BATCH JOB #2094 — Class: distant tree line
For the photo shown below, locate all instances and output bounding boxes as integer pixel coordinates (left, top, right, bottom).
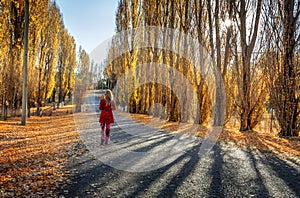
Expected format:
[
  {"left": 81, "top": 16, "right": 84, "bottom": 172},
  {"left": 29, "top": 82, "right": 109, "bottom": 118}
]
[{"left": 106, "top": 0, "right": 300, "bottom": 137}]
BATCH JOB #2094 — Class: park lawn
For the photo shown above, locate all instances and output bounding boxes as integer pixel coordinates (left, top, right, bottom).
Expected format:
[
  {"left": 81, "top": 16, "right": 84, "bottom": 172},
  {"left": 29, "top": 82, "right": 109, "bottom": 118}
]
[{"left": 0, "top": 105, "right": 79, "bottom": 197}]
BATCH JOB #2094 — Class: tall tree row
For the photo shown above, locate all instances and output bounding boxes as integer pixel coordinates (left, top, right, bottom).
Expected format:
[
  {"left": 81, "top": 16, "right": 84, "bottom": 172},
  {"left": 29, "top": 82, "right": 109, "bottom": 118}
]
[
  {"left": 0, "top": 0, "right": 77, "bottom": 119},
  {"left": 108, "top": 0, "right": 300, "bottom": 136},
  {"left": 57, "top": 22, "right": 77, "bottom": 107},
  {"left": 108, "top": 0, "right": 233, "bottom": 124},
  {"left": 109, "top": 0, "right": 213, "bottom": 124},
  {"left": 0, "top": 0, "right": 25, "bottom": 119}
]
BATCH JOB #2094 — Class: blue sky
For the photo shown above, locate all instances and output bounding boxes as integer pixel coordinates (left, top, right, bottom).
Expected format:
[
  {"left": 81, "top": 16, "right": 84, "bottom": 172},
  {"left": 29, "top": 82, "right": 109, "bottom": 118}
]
[{"left": 55, "top": 0, "right": 119, "bottom": 54}]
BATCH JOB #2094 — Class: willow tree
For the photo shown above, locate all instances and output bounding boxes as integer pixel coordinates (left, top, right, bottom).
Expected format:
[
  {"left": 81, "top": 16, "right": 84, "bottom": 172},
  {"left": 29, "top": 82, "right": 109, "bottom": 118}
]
[
  {"left": 205, "top": 0, "right": 237, "bottom": 125},
  {"left": 57, "top": 21, "right": 77, "bottom": 106},
  {"left": 1, "top": 0, "right": 25, "bottom": 119},
  {"left": 66, "top": 36, "right": 76, "bottom": 100},
  {"left": 74, "top": 47, "right": 90, "bottom": 112},
  {"left": 231, "top": 0, "right": 267, "bottom": 131},
  {"left": 0, "top": 0, "right": 11, "bottom": 119},
  {"left": 34, "top": 1, "right": 61, "bottom": 114},
  {"left": 45, "top": 3, "right": 61, "bottom": 101},
  {"left": 265, "top": 0, "right": 300, "bottom": 137}
]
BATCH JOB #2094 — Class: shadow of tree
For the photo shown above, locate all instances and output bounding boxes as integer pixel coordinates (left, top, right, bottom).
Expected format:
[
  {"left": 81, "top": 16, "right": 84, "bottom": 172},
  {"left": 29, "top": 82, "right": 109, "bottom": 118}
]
[
  {"left": 58, "top": 108, "right": 300, "bottom": 197},
  {"left": 128, "top": 143, "right": 202, "bottom": 198},
  {"left": 57, "top": 137, "right": 299, "bottom": 198},
  {"left": 208, "top": 145, "right": 225, "bottom": 197},
  {"left": 264, "top": 156, "right": 300, "bottom": 196}
]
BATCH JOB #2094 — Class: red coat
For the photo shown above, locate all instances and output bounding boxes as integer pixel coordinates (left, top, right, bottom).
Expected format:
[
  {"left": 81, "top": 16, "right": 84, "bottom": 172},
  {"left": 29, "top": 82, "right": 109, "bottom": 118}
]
[{"left": 99, "top": 98, "right": 115, "bottom": 124}]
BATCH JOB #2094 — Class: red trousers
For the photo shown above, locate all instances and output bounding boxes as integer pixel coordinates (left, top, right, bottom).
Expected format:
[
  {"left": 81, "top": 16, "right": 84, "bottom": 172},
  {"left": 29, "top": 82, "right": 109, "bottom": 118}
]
[{"left": 100, "top": 123, "right": 110, "bottom": 142}]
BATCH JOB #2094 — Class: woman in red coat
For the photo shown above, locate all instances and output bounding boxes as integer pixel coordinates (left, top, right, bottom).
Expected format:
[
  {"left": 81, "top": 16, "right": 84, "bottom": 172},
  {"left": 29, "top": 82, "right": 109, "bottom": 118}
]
[{"left": 99, "top": 90, "right": 116, "bottom": 145}]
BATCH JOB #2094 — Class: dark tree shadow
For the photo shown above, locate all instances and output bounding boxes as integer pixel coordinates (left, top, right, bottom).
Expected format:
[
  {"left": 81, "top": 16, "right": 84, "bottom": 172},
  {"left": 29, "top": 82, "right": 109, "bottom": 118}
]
[
  {"left": 127, "top": 143, "right": 202, "bottom": 198},
  {"left": 249, "top": 135, "right": 300, "bottom": 196},
  {"left": 58, "top": 102, "right": 300, "bottom": 197},
  {"left": 245, "top": 150, "right": 270, "bottom": 197},
  {"left": 259, "top": 154, "right": 300, "bottom": 196},
  {"left": 56, "top": 143, "right": 118, "bottom": 198},
  {"left": 208, "top": 144, "right": 225, "bottom": 198}
]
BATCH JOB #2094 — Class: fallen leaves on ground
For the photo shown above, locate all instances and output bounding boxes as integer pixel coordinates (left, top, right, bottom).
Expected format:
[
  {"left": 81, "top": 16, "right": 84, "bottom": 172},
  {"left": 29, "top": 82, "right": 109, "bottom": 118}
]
[
  {"left": 0, "top": 105, "right": 79, "bottom": 197},
  {"left": 129, "top": 112, "right": 300, "bottom": 162},
  {"left": 219, "top": 129, "right": 300, "bottom": 161}
]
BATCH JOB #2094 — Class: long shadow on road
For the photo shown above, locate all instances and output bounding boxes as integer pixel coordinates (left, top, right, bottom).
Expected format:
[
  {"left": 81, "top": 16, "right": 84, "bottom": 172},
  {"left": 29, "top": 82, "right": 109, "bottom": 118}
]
[
  {"left": 57, "top": 144, "right": 300, "bottom": 198},
  {"left": 58, "top": 110, "right": 300, "bottom": 197},
  {"left": 261, "top": 154, "right": 300, "bottom": 195},
  {"left": 57, "top": 140, "right": 299, "bottom": 197},
  {"left": 128, "top": 143, "right": 202, "bottom": 198}
]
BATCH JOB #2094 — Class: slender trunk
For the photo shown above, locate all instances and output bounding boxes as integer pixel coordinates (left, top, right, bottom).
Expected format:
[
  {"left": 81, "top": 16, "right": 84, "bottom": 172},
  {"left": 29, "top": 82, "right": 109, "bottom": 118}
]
[
  {"left": 207, "top": 0, "right": 224, "bottom": 126},
  {"left": 27, "top": 105, "right": 30, "bottom": 118},
  {"left": 167, "top": 0, "right": 178, "bottom": 122},
  {"left": 239, "top": 0, "right": 262, "bottom": 131},
  {"left": 3, "top": 95, "right": 8, "bottom": 121},
  {"left": 222, "top": 0, "right": 233, "bottom": 77},
  {"left": 215, "top": 0, "right": 221, "bottom": 72},
  {"left": 240, "top": 54, "right": 251, "bottom": 131},
  {"left": 37, "top": 67, "right": 42, "bottom": 115},
  {"left": 58, "top": 61, "right": 63, "bottom": 108}
]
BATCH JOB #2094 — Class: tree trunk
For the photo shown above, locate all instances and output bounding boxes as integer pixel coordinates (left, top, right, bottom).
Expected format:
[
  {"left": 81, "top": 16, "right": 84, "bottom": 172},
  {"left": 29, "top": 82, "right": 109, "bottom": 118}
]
[
  {"left": 276, "top": 0, "right": 299, "bottom": 136},
  {"left": 167, "top": 0, "right": 178, "bottom": 122},
  {"left": 21, "top": 0, "right": 29, "bottom": 125},
  {"left": 27, "top": 104, "right": 30, "bottom": 118},
  {"left": 240, "top": 54, "right": 252, "bottom": 131},
  {"left": 3, "top": 96, "right": 8, "bottom": 121},
  {"left": 238, "top": 0, "right": 262, "bottom": 131},
  {"left": 37, "top": 67, "right": 42, "bottom": 115}
]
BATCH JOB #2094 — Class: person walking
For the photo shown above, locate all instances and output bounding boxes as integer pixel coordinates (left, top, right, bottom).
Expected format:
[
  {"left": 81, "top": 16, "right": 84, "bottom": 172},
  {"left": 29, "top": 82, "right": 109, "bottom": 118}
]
[{"left": 99, "top": 90, "right": 117, "bottom": 145}]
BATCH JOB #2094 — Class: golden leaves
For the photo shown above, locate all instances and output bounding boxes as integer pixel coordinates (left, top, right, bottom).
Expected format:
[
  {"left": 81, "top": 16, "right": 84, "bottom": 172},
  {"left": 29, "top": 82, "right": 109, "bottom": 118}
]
[{"left": 0, "top": 106, "right": 79, "bottom": 197}]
